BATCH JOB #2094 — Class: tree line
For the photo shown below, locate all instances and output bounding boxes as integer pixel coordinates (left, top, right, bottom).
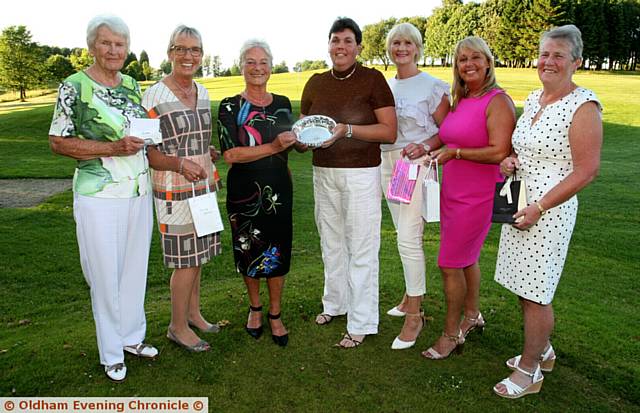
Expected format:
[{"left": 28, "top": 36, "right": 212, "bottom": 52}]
[
  {"left": 360, "top": 0, "right": 640, "bottom": 71},
  {"left": 1, "top": 0, "right": 639, "bottom": 101}
]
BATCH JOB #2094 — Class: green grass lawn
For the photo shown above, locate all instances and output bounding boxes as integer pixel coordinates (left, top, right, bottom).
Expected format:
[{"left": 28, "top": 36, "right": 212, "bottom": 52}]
[{"left": 0, "top": 69, "right": 639, "bottom": 412}]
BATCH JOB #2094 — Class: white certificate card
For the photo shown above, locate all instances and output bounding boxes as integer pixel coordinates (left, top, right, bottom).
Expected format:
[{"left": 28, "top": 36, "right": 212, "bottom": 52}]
[{"left": 130, "top": 118, "right": 162, "bottom": 144}]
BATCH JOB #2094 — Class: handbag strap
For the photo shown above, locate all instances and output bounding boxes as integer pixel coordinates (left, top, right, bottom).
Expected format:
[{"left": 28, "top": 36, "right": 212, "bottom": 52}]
[
  {"left": 424, "top": 159, "right": 439, "bottom": 183},
  {"left": 499, "top": 176, "right": 515, "bottom": 203}
]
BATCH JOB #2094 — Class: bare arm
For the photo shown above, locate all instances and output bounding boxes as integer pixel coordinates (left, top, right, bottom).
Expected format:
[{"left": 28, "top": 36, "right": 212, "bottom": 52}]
[
  {"left": 513, "top": 101, "right": 602, "bottom": 229},
  {"left": 431, "top": 93, "right": 515, "bottom": 164},
  {"left": 147, "top": 146, "right": 207, "bottom": 182},
  {"left": 222, "top": 131, "right": 297, "bottom": 164},
  {"left": 49, "top": 135, "right": 144, "bottom": 160},
  {"left": 402, "top": 95, "right": 450, "bottom": 160},
  {"left": 320, "top": 106, "right": 397, "bottom": 148}
]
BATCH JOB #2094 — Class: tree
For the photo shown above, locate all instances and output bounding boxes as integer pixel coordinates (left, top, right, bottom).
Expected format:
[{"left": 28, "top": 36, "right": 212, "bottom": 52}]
[
  {"left": 202, "top": 54, "right": 212, "bottom": 77},
  {"left": 273, "top": 61, "right": 289, "bottom": 73},
  {"left": 141, "top": 61, "right": 154, "bottom": 81},
  {"left": 361, "top": 18, "right": 396, "bottom": 70},
  {"left": 0, "top": 25, "right": 45, "bottom": 101},
  {"left": 139, "top": 50, "right": 149, "bottom": 66},
  {"left": 123, "top": 60, "right": 143, "bottom": 80},
  {"left": 160, "top": 59, "right": 172, "bottom": 75},
  {"left": 69, "top": 48, "right": 93, "bottom": 71},
  {"left": 212, "top": 55, "right": 222, "bottom": 77},
  {"left": 45, "top": 54, "right": 74, "bottom": 83},
  {"left": 123, "top": 52, "right": 137, "bottom": 68},
  {"left": 293, "top": 60, "right": 328, "bottom": 72}
]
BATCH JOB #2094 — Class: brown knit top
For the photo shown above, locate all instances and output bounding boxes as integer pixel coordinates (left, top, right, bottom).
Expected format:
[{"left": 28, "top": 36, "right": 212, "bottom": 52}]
[{"left": 301, "top": 63, "right": 395, "bottom": 168}]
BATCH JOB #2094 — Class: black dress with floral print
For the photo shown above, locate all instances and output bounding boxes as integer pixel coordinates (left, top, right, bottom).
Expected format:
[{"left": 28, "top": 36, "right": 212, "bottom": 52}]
[{"left": 217, "top": 94, "right": 293, "bottom": 278}]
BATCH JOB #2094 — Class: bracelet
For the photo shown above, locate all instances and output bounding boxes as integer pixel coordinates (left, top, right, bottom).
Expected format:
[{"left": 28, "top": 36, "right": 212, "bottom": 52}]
[
  {"left": 455, "top": 148, "right": 462, "bottom": 159},
  {"left": 346, "top": 123, "right": 353, "bottom": 138},
  {"left": 178, "top": 158, "right": 184, "bottom": 175},
  {"left": 534, "top": 201, "right": 546, "bottom": 215}
]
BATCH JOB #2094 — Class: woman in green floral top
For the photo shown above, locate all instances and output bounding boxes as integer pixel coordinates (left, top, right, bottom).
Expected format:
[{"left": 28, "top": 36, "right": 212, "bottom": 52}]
[{"left": 49, "top": 15, "right": 157, "bottom": 383}]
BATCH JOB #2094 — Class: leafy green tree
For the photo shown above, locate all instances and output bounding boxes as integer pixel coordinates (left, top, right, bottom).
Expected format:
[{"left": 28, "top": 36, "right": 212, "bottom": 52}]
[
  {"left": 361, "top": 18, "right": 396, "bottom": 70},
  {"left": 0, "top": 25, "right": 45, "bottom": 101},
  {"left": 141, "top": 61, "right": 154, "bottom": 81},
  {"left": 160, "top": 59, "right": 172, "bottom": 75},
  {"left": 123, "top": 52, "right": 137, "bottom": 68},
  {"left": 69, "top": 48, "right": 93, "bottom": 71},
  {"left": 46, "top": 54, "right": 74, "bottom": 83},
  {"left": 229, "top": 61, "right": 241, "bottom": 76},
  {"left": 273, "top": 61, "right": 289, "bottom": 73},
  {"left": 139, "top": 50, "right": 149, "bottom": 66},
  {"left": 123, "top": 60, "right": 143, "bottom": 80}
]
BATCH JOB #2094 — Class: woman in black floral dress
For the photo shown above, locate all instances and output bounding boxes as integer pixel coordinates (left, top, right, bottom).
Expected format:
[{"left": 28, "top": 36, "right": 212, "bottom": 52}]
[{"left": 217, "top": 39, "right": 297, "bottom": 347}]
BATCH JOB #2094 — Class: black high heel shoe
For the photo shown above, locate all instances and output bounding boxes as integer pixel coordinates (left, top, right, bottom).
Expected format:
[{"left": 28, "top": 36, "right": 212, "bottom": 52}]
[
  {"left": 245, "top": 305, "right": 263, "bottom": 339},
  {"left": 268, "top": 312, "right": 289, "bottom": 347}
]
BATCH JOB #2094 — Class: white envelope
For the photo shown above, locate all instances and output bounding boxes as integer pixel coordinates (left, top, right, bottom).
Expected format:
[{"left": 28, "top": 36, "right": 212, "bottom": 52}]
[{"left": 130, "top": 118, "right": 162, "bottom": 144}]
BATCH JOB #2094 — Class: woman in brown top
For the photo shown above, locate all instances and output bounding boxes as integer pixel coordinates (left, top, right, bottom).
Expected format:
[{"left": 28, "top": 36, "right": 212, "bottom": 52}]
[{"left": 300, "top": 17, "right": 397, "bottom": 348}]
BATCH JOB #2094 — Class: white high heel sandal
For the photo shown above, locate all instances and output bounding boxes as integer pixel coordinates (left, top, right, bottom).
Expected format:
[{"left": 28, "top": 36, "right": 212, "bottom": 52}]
[
  {"left": 494, "top": 364, "right": 544, "bottom": 399},
  {"left": 391, "top": 312, "right": 425, "bottom": 350}
]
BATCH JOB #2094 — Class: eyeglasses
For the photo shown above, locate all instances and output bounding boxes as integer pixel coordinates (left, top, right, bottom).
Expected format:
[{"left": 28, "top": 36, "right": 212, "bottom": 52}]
[{"left": 170, "top": 46, "right": 203, "bottom": 57}]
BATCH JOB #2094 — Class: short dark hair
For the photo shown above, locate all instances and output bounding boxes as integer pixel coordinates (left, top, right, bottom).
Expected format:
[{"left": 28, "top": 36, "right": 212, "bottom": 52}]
[{"left": 329, "top": 17, "right": 362, "bottom": 45}]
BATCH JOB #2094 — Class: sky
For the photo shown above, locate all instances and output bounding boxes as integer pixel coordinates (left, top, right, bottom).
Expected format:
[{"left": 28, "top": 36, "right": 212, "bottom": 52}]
[{"left": 0, "top": 0, "right": 442, "bottom": 69}]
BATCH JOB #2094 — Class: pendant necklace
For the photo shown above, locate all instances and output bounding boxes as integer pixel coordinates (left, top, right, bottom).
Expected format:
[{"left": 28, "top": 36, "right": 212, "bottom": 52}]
[{"left": 330, "top": 64, "right": 357, "bottom": 81}]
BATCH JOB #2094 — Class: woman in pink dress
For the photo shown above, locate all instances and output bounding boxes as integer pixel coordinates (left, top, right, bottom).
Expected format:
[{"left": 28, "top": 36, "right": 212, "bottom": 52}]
[{"left": 422, "top": 37, "right": 515, "bottom": 360}]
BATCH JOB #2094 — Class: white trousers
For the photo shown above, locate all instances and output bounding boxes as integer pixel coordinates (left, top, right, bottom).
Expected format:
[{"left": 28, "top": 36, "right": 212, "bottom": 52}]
[
  {"left": 73, "top": 193, "right": 153, "bottom": 366},
  {"left": 313, "top": 166, "right": 381, "bottom": 335},
  {"left": 380, "top": 149, "right": 427, "bottom": 296}
]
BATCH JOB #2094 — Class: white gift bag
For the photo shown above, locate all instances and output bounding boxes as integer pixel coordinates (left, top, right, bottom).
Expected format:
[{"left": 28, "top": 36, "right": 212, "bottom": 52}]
[
  {"left": 187, "top": 182, "right": 224, "bottom": 237},
  {"left": 421, "top": 159, "right": 440, "bottom": 223}
]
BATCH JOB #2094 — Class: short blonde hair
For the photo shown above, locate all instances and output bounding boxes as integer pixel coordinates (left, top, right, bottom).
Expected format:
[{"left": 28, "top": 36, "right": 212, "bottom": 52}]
[
  {"left": 386, "top": 23, "right": 423, "bottom": 63},
  {"left": 451, "top": 36, "right": 499, "bottom": 110}
]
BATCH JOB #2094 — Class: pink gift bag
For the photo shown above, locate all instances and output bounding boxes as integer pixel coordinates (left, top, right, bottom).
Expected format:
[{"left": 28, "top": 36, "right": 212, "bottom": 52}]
[{"left": 386, "top": 158, "right": 419, "bottom": 204}]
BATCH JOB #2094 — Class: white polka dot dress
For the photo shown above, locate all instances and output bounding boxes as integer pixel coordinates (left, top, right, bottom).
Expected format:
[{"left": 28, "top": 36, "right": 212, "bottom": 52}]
[{"left": 494, "top": 87, "right": 601, "bottom": 305}]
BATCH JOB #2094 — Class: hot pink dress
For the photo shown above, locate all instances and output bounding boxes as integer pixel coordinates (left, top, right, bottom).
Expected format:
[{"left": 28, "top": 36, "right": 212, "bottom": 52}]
[{"left": 438, "top": 88, "right": 505, "bottom": 268}]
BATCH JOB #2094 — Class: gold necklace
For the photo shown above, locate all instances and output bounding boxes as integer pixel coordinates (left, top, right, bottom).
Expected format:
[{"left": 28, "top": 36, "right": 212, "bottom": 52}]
[
  {"left": 171, "top": 76, "right": 194, "bottom": 97},
  {"left": 330, "top": 64, "right": 357, "bottom": 81}
]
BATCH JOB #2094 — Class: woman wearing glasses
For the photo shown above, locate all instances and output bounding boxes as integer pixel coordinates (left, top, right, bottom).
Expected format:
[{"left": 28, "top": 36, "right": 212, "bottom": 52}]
[{"left": 142, "top": 25, "right": 222, "bottom": 352}]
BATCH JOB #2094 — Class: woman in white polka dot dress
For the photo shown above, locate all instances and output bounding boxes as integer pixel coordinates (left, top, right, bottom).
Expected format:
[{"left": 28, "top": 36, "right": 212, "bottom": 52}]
[{"left": 493, "top": 25, "right": 603, "bottom": 399}]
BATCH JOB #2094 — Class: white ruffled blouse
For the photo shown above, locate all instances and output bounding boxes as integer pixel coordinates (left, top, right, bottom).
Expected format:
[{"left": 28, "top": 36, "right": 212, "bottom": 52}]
[{"left": 382, "top": 72, "right": 450, "bottom": 152}]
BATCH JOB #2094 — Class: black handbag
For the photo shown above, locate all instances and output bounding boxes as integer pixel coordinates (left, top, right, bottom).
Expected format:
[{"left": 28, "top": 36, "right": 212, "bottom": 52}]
[{"left": 492, "top": 172, "right": 527, "bottom": 224}]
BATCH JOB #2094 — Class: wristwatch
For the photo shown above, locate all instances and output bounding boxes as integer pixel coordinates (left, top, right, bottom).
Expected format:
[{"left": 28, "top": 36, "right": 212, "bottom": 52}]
[
  {"left": 345, "top": 124, "right": 353, "bottom": 138},
  {"left": 455, "top": 148, "right": 462, "bottom": 159}
]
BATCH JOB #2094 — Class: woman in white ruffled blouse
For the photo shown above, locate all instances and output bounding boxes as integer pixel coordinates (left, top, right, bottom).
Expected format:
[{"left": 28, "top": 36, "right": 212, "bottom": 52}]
[{"left": 381, "top": 23, "right": 450, "bottom": 350}]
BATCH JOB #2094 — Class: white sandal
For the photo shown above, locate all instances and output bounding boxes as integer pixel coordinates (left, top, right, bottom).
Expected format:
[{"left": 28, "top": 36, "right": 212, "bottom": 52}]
[
  {"left": 493, "top": 364, "right": 544, "bottom": 399},
  {"left": 421, "top": 329, "right": 465, "bottom": 360},
  {"left": 506, "top": 344, "right": 556, "bottom": 372}
]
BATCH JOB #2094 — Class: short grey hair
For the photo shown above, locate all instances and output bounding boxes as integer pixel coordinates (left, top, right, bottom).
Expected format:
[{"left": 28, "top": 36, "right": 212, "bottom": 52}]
[
  {"left": 86, "top": 15, "right": 130, "bottom": 51},
  {"left": 540, "top": 24, "right": 583, "bottom": 61},
  {"left": 167, "top": 25, "right": 203, "bottom": 54},
  {"left": 239, "top": 39, "right": 273, "bottom": 68},
  {"left": 386, "top": 22, "right": 424, "bottom": 63}
]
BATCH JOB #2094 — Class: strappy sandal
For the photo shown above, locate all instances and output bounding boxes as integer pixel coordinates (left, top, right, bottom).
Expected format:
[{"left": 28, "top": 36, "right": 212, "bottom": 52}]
[
  {"left": 391, "top": 311, "right": 425, "bottom": 350},
  {"left": 315, "top": 313, "right": 333, "bottom": 325},
  {"left": 245, "top": 305, "right": 263, "bottom": 339},
  {"left": 461, "top": 312, "right": 485, "bottom": 338},
  {"left": 268, "top": 312, "right": 289, "bottom": 347},
  {"left": 507, "top": 344, "right": 556, "bottom": 372},
  {"left": 494, "top": 364, "right": 544, "bottom": 399},
  {"left": 421, "top": 329, "right": 465, "bottom": 360},
  {"left": 334, "top": 332, "right": 364, "bottom": 349}
]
